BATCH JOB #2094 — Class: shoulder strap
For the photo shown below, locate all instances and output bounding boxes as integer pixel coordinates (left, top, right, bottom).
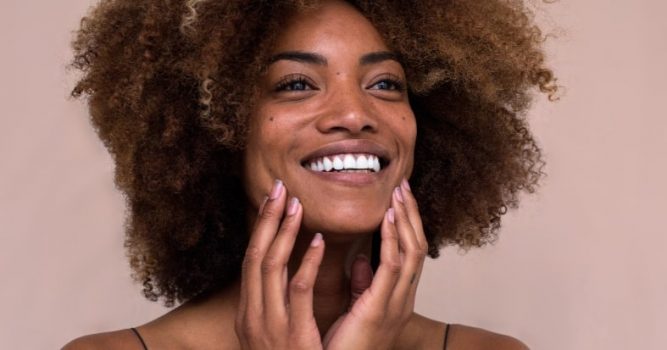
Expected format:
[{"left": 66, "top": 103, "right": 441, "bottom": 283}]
[{"left": 130, "top": 327, "right": 148, "bottom": 350}]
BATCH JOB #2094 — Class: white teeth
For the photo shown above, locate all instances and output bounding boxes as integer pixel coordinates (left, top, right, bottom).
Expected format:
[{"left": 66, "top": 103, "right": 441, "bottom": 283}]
[
  {"left": 372, "top": 156, "right": 380, "bottom": 172},
  {"left": 332, "top": 156, "right": 344, "bottom": 170},
  {"left": 305, "top": 153, "right": 385, "bottom": 173},
  {"left": 323, "top": 157, "right": 333, "bottom": 171},
  {"left": 343, "top": 154, "right": 356, "bottom": 169},
  {"left": 357, "top": 155, "right": 368, "bottom": 169}
]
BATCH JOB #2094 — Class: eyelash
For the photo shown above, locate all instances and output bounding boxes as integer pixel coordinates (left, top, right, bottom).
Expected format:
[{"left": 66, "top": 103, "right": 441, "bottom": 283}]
[
  {"left": 273, "top": 75, "right": 406, "bottom": 92},
  {"left": 275, "top": 75, "right": 315, "bottom": 92},
  {"left": 369, "top": 77, "right": 405, "bottom": 92}
]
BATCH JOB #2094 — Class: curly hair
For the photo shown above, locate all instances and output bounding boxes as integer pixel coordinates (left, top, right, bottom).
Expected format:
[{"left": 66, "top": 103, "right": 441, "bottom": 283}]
[{"left": 70, "top": 0, "right": 557, "bottom": 306}]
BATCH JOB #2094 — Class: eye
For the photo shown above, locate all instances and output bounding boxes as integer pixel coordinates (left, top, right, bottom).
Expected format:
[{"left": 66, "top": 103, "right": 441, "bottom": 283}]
[
  {"left": 368, "top": 75, "right": 405, "bottom": 92},
  {"left": 275, "top": 74, "right": 317, "bottom": 92}
]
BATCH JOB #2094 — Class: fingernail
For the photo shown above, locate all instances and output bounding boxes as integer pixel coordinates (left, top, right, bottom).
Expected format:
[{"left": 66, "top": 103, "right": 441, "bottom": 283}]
[
  {"left": 311, "top": 232, "right": 323, "bottom": 247},
  {"left": 401, "top": 178, "right": 411, "bottom": 192},
  {"left": 258, "top": 195, "right": 269, "bottom": 215},
  {"left": 394, "top": 187, "right": 404, "bottom": 203},
  {"left": 270, "top": 179, "right": 283, "bottom": 200},
  {"left": 387, "top": 208, "right": 395, "bottom": 223},
  {"left": 287, "top": 197, "right": 299, "bottom": 216}
]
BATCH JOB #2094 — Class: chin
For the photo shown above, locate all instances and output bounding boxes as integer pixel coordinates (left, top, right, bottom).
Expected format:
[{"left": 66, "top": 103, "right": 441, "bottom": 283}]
[{"left": 301, "top": 207, "right": 384, "bottom": 240}]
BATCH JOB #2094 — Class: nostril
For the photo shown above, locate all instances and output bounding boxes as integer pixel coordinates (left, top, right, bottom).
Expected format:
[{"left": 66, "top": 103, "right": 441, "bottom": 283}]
[{"left": 360, "top": 124, "right": 375, "bottom": 133}]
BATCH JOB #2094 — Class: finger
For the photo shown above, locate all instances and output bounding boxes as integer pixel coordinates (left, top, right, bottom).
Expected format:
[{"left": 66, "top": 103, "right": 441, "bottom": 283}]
[
  {"left": 390, "top": 186, "right": 427, "bottom": 313},
  {"left": 400, "top": 179, "right": 429, "bottom": 307},
  {"left": 241, "top": 179, "right": 286, "bottom": 315},
  {"left": 289, "top": 233, "right": 325, "bottom": 329},
  {"left": 366, "top": 208, "right": 402, "bottom": 309},
  {"left": 400, "top": 179, "right": 427, "bottom": 250},
  {"left": 262, "top": 197, "right": 303, "bottom": 323},
  {"left": 348, "top": 254, "right": 373, "bottom": 311},
  {"left": 253, "top": 195, "right": 269, "bottom": 228}
]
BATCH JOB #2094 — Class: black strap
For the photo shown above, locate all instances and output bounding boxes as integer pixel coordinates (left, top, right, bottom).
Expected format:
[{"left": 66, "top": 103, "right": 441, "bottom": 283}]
[
  {"left": 443, "top": 323, "right": 450, "bottom": 350},
  {"left": 130, "top": 327, "right": 148, "bottom": 350},
  {"left": 131, "top": 323, "right": 448, "bottom": 349}
]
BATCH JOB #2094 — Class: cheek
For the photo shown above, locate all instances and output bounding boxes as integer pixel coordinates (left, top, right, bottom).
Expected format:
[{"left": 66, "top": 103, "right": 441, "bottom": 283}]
[
  {"left": 242, "top": 113, "right": 299, "bottom": 206},
  {"left": 398, "top": 111, "right": 418, "bottom": 173},
  {"left": 242, "top": 116, "right": 278, "bottom": 208},
  {"left": 405, "top": 114, "right": 417, "bottom": 146}
]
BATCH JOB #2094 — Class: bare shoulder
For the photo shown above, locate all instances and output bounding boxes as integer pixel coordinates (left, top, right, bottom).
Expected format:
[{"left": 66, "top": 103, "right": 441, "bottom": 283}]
[
  {"left": 400, "top": 313, "right": 529, "bottom": 350},
  {"left": 449, "top": 324, "right": 530, "bottom": 350},
  {"left": 61, "top": 329, "right": 143, "bottom": 350}
]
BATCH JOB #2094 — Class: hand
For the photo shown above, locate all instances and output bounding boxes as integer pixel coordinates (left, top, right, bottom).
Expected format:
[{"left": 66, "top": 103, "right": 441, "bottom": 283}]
[
  {"left": 235, "top": 179, "right": 325, "bottom": 350},
  {"left": 323, "top": 179, "right": 428, "bottom": 350}
]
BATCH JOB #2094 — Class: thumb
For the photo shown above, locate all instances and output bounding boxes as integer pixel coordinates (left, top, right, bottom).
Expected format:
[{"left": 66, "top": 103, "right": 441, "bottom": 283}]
[{"left": 348, "top": 254, "right": 373, "bottom": 310}]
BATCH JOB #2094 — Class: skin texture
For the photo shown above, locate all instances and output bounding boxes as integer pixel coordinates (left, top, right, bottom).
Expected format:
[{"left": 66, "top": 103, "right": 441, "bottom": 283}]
[
  {"left": 64, "top": 3, "right": 531, "bottom": 349},
  {"left": 68, "top": 0, "right": 556, "bottom": 306},
  {"left": 64, "top": 0, "right": 555, "bottom": 348},
  {"left": 242, "top": 3, "right": 416, "bottom": 239}
]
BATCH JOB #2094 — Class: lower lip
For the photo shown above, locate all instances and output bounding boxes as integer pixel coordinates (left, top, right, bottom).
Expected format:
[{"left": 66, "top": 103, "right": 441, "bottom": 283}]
[{"left": 302, "top": 167, "right": 387, "bottom": 186}]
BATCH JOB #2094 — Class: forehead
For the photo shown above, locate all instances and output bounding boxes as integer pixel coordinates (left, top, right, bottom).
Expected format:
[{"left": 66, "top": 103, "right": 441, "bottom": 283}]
[{"left": 271, "top": 1, "right": 389, "bottom": 55}]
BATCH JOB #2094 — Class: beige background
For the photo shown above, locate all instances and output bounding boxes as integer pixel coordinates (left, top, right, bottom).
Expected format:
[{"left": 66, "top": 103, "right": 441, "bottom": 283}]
[{"left": 1, "top": 1, "right": 666, "bottom": 349}]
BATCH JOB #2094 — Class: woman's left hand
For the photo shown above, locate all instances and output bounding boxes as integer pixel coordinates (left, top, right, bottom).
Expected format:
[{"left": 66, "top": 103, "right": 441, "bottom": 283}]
[{"left": 323, "top": 179, "right": 428, "bottom": 350}]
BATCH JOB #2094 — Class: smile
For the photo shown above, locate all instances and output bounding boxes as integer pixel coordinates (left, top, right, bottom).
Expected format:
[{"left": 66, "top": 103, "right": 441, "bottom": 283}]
[{"left": 304, "top": 153, "right": 383, "bottom": 173}]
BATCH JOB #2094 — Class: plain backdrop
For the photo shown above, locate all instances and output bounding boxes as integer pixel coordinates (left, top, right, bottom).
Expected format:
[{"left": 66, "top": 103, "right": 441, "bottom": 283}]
[{"left": 1, "top": 1, "right": 666, "bottom": 349}]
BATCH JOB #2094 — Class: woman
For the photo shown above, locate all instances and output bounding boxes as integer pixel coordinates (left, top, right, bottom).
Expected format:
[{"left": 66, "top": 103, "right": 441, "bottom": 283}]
[{"left": 65, "top": 0, "right": 555, "bottom": 348}]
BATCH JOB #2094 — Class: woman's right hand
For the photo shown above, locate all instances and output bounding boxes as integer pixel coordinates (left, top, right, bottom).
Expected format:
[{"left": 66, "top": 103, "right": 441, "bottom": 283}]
[{"left": 235, "top": 179, "right": 325, "bottom": 350}]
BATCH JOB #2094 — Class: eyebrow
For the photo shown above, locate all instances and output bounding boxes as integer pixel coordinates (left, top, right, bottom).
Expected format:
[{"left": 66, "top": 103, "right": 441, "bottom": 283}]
[
  {"left": 268, "top": 51, "right": 327, "bottom": 66},
  {"left": 359, "top": 51, "right": 400, "bottom": 66},
  {"left": 267, "top": 50, "right": 401, "bottom": 66}
]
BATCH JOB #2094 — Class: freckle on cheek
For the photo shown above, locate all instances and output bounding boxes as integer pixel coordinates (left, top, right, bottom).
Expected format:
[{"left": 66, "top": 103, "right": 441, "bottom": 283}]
[{"left": 269, "top": 117, "right": 274, "bottom": 122}]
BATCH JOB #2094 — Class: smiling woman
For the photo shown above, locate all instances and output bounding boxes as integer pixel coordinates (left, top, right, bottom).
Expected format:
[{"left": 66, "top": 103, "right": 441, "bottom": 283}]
[{"left": 64, "top": 0, "right": 554, "bottom": 349}]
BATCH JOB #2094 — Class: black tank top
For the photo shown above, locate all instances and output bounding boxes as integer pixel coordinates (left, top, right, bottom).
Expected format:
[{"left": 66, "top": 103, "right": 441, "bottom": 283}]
[{"left": 131, "top": 323, "right": 451, "bottom": 349}]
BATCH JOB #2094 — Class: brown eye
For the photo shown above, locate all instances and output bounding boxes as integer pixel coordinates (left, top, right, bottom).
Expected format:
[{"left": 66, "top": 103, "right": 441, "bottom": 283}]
[
  {"left": 275, "top": 74, "right": 317, "bottom": 92},
  {"left": 277, "top": 79, "right": 309, "bottom": 91},
  {"left": 367, "top": 74, "right": 405, "bottom": 92},
  {"left": 371, "top": 79, "right": 403, "bottom": 91}
]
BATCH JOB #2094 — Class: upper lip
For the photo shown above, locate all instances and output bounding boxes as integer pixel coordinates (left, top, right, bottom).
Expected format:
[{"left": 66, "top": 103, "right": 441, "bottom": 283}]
[{"left": 300, "top": 139, "right": 392, "bottom": 165}]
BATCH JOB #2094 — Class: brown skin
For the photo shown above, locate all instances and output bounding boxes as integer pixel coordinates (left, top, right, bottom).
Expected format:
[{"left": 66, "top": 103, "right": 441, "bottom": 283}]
[
  {"left": 243, "top": 0, "right": 416, "bottom": 238},
  {"left": 64, "top": 2, "right": 531, "bottom": 349},
  {"left": 69, "top": 0, "right": 555, "bottom": 307},
  {"left": 64, "top": 0, "right": 559, "bottom": 348},
  {"left": 240, "top": 0, "right": 416, "bottom": 335}
]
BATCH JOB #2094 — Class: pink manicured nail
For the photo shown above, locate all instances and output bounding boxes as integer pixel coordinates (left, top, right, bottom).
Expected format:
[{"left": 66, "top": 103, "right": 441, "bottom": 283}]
[
  {"left": 270, "top": 179, "right": 283, "bottom": 199},
  {"left": 287, "top": 197, "right": 299, "bottom": 216},
  {"left": 311, "top": 233, "right": 323, "bottom": 247},
  {"left": 401, "top": 178, "right": 411, "bottom": 192},
  {"left": 387, "top": 208, "right": 395, "bottom": 223},
  {"left": 394, "top": 186, "right": 404, "bottom": 203}
]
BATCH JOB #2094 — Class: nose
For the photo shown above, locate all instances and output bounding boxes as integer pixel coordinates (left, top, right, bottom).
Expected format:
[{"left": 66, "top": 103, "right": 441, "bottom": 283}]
[{"left": 315, "top": 88, "right": 378, "bottom": 135}]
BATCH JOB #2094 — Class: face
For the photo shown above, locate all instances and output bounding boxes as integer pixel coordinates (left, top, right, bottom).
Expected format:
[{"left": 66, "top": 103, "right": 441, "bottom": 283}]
[{"left": 243, "top": 0, "right": 416, "bottom": 237}]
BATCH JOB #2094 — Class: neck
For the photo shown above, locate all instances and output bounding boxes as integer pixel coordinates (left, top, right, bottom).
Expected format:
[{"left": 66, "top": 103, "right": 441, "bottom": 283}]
[
  {"left": 174, "top": 231, "right": 374, "bottom": 346},
  {"left": 288, "top": 231, "right": 373, "bottom": 334}
]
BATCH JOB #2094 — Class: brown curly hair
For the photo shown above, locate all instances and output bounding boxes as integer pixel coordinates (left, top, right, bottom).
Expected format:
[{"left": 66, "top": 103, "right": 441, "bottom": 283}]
[{"left": 70, "top": 0, "right": 557, "bottom": 306}]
